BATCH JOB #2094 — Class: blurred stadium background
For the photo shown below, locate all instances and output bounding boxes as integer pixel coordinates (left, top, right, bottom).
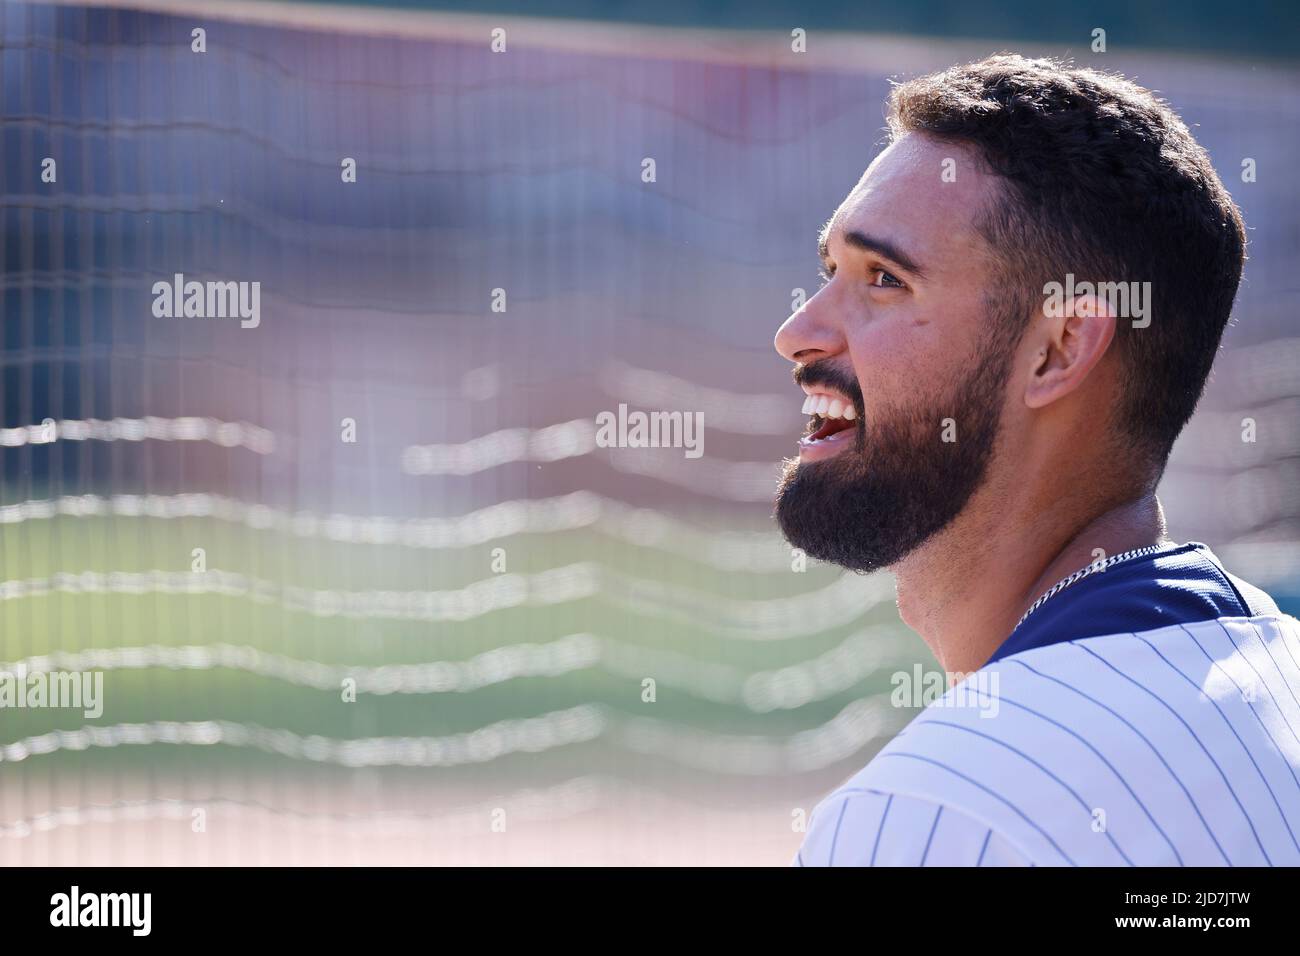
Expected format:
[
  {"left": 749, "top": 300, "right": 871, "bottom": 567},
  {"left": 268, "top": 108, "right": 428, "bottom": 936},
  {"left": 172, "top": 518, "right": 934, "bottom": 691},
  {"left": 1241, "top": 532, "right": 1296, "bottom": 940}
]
[{"left": 0, "top": 0, "right": 1297, "bottom": 864}]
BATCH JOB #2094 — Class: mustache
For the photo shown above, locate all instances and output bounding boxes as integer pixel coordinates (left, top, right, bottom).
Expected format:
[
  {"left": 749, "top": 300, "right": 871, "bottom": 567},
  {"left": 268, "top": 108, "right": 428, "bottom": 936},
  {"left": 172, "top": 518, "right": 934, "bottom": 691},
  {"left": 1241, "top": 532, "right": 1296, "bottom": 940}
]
[{"left": 792, "top": 361, "right": 864, "bottom": 410}]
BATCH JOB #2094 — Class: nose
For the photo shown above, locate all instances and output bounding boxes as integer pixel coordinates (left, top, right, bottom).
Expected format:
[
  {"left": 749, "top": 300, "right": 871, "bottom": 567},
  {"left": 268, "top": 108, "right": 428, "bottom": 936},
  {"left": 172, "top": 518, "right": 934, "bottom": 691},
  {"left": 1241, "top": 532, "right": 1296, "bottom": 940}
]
[{"left": 774, "top": 285, "right": 846, "bottom": 364}]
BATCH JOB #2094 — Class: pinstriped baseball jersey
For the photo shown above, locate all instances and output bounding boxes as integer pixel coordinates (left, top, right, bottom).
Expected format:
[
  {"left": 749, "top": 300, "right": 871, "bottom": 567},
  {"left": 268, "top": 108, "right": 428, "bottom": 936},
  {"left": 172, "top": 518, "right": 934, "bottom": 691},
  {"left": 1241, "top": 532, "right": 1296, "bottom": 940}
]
[
  {"left": 798, "top": 614, "right": 1300, "bottom": 866},
  {"left": 796, "top": 543, "right": 1300, "bottom": 867}
]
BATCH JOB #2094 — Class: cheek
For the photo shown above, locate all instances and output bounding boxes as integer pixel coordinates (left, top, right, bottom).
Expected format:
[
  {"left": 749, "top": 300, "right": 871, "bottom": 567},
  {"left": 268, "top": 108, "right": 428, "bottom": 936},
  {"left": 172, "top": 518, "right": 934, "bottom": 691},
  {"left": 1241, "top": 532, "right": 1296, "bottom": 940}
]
[{"left": 845, "top": 322, "right": 933, "bottom": 413}]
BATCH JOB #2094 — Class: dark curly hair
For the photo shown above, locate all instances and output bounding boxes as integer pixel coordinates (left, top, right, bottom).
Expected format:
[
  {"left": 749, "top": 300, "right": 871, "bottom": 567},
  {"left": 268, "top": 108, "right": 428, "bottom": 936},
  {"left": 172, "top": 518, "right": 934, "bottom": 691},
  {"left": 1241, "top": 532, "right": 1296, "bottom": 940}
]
[{"left": 889, "top": 54, "right": 1246, "bottom": 474}]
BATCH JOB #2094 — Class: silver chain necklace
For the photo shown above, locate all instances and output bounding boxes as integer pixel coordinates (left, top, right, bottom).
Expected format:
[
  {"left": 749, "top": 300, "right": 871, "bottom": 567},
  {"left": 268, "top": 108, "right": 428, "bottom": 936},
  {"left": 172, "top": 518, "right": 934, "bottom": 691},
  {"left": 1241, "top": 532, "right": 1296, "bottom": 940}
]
[{"left": 1013, "top": 543, "right": 1169, "bottom": 632}]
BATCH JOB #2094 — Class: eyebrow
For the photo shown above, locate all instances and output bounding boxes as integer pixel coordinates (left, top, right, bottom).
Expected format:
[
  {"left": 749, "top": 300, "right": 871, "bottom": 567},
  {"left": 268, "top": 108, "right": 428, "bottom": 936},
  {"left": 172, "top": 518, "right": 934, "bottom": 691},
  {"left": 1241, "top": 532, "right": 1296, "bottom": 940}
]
[{"left": 818, "top": 227, "right": 928, "bottom": 280}]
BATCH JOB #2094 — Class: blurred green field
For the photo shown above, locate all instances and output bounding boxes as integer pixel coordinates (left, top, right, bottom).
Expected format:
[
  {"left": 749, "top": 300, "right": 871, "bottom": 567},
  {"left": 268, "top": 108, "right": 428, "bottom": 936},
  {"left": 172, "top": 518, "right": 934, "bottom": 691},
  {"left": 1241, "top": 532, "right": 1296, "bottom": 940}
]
[{"left": 0, "top": 512, "right": 927, "bottom": 786}]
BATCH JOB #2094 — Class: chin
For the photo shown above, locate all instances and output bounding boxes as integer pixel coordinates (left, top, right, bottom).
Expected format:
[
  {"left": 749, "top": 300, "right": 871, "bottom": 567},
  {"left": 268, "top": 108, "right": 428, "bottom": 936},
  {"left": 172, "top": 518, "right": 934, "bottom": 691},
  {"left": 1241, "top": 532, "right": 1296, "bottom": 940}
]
[
  {"left": 773, "top": 450, "right": 979, "bottom": 576},
  {"left": 774, "top": 456, "right": 903, "bottom": 574}
]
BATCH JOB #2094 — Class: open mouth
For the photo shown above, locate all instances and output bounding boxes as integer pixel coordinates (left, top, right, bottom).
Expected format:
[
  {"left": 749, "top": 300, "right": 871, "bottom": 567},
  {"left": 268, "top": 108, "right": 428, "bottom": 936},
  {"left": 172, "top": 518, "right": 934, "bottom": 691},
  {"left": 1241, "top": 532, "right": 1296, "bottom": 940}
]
[{"left": 797, "top": 390, "right": 860, "bottom": 459}]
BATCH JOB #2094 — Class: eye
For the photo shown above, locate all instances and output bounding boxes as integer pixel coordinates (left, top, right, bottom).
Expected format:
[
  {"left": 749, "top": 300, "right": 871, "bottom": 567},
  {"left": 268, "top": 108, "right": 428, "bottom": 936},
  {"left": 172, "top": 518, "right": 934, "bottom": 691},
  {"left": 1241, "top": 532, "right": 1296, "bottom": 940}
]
[
  {"left": 818, "top": 264, "right": 835, "bottom": 285},
  {"left": 870, "top": 269, "right": 905, "bottom": 289}
]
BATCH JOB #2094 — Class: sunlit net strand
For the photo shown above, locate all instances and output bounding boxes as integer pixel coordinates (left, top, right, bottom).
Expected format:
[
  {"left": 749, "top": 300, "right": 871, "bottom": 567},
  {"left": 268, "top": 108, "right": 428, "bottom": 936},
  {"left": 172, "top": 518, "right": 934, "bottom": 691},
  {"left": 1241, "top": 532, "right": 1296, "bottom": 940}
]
[
  {"left": 603, "top": 625, "right": 913, "bottom": 712},
  {"left": 0, "top": 565, "right": 892, "bottom": 637},
  {"left": 600, "top": 360, "right": 793, "bottom": 436},
  {"left": 0, "top": 705, "right": 603, "bottom": 768},
  {"left": 402, "top": 419, "right": 596, "bottom": 475},
  {"left": 0, "top": 491, "right": 602, "bottom": 544},
  {"left": 597, "top": 498, "right": 793, "bottom": 571},
  {"left": 616, "top": 696, "right": 907, "bottom": 776},
  {"left": 0, "top": 567, "right": 592, "bottom": 623},
  {"left": 4, "top": 636, "right": 602, "bottom": 696},
  {"left": 0, "top": 491, "right": 799, "bottom": 572},
  {"left": 0, "top": 694, "right": 900, "bottom": 774},
  {"left": 602, "top": 562, "right": 892, "bottom": 637},
  {"left": 401, "top": 420, "right": 784, "bottom": 501},
  {"left": 0, "top": 625, "right": 914, "bottom": 711},
  {"left": 0, "top": 775, "right": 606, "bottom": 841},
  {"left": 0, "top": 416, "right": 275, "bottom": 453},
  {"left": 607, "top": 447, "right": 782, "bottom": 502}
]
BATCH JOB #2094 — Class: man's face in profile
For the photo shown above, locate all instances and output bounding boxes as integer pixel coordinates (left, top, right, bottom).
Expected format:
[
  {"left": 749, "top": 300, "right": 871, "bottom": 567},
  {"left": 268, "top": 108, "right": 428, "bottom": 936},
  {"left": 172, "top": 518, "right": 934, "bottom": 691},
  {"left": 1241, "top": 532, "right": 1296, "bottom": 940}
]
[{"left": 773, "top": 134, "right": 1022, "bottom": 572}]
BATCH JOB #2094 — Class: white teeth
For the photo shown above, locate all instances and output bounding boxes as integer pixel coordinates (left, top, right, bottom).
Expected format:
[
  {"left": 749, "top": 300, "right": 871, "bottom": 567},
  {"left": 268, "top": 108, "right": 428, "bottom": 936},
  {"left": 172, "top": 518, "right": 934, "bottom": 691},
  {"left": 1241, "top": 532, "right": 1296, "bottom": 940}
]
[
  {"left": 795, "top": 395, "right": 857, "bottom": 421},
  {"left": 801, "top": 393, "right": 858, "bottom": 420}
]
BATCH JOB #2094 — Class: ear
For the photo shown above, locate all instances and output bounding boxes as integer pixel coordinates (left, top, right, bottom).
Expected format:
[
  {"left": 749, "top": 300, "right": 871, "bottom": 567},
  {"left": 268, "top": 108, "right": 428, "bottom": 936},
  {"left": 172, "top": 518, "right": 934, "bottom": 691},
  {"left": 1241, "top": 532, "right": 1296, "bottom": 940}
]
[{"left": 1024, "top": 293, "right": 1118, "bottom": 410}]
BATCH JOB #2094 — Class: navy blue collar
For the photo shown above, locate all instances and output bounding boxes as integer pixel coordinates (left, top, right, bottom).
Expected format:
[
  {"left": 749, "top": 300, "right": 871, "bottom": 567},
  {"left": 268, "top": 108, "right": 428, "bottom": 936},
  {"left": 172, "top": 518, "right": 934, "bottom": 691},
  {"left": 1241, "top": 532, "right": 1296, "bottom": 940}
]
[{"left": 987, "top": 542, "right": 1279, "bottom": 664}]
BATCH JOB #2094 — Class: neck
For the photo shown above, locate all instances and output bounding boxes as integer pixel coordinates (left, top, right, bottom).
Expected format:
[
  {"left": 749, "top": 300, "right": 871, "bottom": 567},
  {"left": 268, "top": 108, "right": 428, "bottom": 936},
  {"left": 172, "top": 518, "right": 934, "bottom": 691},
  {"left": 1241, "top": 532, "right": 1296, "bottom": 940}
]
[{"left": 893, "top": 484, "right": 1168, "bottom": 675}]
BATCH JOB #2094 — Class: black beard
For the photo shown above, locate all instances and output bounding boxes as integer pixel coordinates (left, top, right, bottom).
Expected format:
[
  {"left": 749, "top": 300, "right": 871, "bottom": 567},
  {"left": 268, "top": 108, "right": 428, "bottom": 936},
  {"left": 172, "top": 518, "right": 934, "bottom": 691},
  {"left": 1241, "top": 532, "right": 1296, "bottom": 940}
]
[{"left": 774, "top": 336, "right": 1011, "bottom": 573}]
